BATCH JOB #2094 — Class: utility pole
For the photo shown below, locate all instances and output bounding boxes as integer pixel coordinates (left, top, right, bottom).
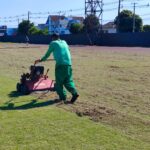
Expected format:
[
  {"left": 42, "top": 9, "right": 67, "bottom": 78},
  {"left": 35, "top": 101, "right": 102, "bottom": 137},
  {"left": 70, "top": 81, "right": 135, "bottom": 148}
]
[
  {"left": 48, "top": 16, "right": 51, "bottom": 35},
  {"left": 58, "top": 11, "right": 61, "bottom": 34},
  {"left": 132, "top": 3, "right": 137, "bottom": 33},
  {"left": 28, "top": 11, "right": 30, "bottom": 22},
  {"left": 117, "top": 0, "right": 121, "bottom": 33},
  {"left": 17, "top": 18, "right": 19, "bottom": 27}
]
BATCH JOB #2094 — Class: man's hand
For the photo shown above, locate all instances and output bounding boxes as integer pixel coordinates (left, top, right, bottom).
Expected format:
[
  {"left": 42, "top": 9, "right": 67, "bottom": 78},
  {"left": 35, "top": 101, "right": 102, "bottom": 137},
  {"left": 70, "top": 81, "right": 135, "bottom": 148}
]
[{"left": 34, "top": 59, "right": 41, "bottom": 65}]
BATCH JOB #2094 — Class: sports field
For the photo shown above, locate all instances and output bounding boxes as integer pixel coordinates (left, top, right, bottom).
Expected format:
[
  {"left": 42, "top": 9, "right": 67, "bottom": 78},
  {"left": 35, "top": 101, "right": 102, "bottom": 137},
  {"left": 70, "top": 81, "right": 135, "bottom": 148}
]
[{"left": 0, "top": 43, "right": 150, "bottom": 150}]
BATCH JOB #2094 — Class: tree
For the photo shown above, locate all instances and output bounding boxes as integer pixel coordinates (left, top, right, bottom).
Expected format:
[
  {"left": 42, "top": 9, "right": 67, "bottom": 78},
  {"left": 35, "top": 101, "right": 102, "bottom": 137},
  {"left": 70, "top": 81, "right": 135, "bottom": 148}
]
[
  {"left": 18, "top": 20, "right": 34, "bottom": 35},
  {"left": 18, "top": 20, "right": 49, "bottom": 35},
  {"left": 29, "top": 26, "right": 39, "bottom": 35},
  {"left": 115, "top": 10, "right": 143, "bottom": 32},
  {"left": 69, "top": 23, "right": 83, "bottom": 34},
  {"left": 29, "top": 26, "right": 48, "bottom": 35},
  {"left": 83, "top": 14, "right": 100, "bottom": 33},
  {"left": 42, "top": 28, "right": 49, "bottom": 35},
  {"left": 143, "top": 25, "right": 150, "bottom": 32}
]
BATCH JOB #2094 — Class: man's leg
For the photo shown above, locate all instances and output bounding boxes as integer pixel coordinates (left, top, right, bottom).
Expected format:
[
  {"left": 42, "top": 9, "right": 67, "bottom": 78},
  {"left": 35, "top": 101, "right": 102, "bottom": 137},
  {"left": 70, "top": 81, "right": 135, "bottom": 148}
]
[
  {"left": 64, "top": 78, "right": 78, "bottom": 95},
  {"left": 64, "top": 66, "right": 79, "bottom": 103},
  {"left": 55, "top": 66, "right": 67, "bottom": 101}
]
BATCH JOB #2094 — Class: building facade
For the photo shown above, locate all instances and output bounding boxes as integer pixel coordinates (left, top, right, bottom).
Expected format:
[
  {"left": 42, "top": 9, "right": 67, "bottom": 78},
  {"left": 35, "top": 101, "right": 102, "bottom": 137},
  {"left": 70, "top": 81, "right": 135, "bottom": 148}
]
[
  {"left": 102, "top": 22, "right": 117, "bottom": 33},
  {"left": 0, "top": 25, "right": 7, "bottom": 36},
  {"left": 38, "top": 15, "right": 84, "bottom": 35}
]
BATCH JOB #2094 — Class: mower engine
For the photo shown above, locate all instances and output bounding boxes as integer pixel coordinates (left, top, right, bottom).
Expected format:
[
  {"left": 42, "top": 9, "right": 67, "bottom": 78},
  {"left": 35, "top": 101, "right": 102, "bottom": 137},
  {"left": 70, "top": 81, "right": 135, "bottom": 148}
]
[{"left": 17, "top": 65, "right": 55, "bottom": 94}]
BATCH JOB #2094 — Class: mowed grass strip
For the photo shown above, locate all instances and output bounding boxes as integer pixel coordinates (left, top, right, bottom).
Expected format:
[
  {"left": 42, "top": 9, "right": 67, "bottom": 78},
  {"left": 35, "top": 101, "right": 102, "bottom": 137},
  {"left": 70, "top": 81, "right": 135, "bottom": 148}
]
[{"left": 0, "top": 77, "right": 149, "bottom": 150}]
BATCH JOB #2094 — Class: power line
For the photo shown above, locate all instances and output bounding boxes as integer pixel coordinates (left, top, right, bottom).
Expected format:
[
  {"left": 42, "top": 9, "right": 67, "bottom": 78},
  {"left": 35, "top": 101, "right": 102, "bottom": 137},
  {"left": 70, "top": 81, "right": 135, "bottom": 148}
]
[
  {"left": 122, "top": 3, "right": 150, "bottom": 8},
  {"left": 140, "top": 13, "right": 150, "bottom": 16},
  {"left": 104, "top": 1, "right": 119, "bottom": 6},
  {"left": 0, "top": 0, "right": 149, "bottom": 27},
  {"left": 0, "top": 8, "right": 84, "bottom": 20},
  {"left": 104, "top": 7, "right": 119, "bottom": 12}
]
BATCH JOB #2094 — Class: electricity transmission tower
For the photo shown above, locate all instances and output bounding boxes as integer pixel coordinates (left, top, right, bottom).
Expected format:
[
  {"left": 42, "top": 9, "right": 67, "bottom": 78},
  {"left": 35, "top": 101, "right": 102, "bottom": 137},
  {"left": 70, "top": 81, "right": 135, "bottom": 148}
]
[{"left": 85, "top": 0, "right": 103, "bottom": 30}]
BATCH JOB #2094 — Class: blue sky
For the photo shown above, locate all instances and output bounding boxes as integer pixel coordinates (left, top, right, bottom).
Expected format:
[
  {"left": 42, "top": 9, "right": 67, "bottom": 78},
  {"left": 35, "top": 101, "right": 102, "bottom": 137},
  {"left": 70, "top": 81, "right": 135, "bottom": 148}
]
[{"left": 0, "top": 0, "right": 149, "bottom": 27}]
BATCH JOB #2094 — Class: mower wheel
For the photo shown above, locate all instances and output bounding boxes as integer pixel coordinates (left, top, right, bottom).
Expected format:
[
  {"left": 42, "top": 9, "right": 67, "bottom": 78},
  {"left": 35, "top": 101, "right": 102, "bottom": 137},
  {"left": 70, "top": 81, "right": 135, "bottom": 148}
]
[
  {"left": 20, "top": 85, "right": 30, "bottom": 95},
  {"left": 16, "top": 83, "right": 21, "bottom": 92}
]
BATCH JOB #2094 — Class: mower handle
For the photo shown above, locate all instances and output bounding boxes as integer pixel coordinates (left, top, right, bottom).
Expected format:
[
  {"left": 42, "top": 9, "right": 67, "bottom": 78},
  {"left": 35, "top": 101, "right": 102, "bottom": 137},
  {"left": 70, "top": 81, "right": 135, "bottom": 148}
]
[
  {"left": 34, "top": 59, "right": 54, "bottom": 66},
  {"left": 46, "top": 59, "right": 55, "bottom": 62},
  {"left": 45, "top": 69, "right": 49, "bottom": 76}
]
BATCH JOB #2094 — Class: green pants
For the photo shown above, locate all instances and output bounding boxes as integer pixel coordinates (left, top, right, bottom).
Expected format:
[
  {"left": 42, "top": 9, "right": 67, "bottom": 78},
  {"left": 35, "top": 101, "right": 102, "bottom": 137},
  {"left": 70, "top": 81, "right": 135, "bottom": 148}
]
[{"left": 55, "top": 65, "right": 78, "bottom": 100}]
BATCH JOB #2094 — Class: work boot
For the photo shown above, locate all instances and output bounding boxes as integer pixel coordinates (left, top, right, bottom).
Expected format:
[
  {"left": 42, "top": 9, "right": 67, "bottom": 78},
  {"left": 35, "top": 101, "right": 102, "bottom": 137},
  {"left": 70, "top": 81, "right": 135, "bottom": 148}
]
[
  {"left": 71, "top": 93, "right": 79, "bottom": 104},
  {"left": 54, "top": 99, "right": 62, "bottom": 103},
  {"left": 57, "top": 99, "right": 68, "bottom": 105}
]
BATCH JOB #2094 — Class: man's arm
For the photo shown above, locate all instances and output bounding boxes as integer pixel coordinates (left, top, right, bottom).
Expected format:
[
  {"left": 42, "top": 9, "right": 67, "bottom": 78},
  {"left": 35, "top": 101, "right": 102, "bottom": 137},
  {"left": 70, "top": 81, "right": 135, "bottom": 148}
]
[
  {"left": 35, "top": 43, "right": 54, "bottom": 64},
  {"left": 40, "top": 44, "right": 54, "bottom": 61}
]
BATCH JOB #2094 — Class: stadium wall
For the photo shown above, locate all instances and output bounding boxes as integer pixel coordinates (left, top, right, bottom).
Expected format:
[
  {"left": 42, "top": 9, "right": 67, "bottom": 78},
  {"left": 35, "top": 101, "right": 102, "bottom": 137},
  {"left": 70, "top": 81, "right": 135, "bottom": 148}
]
[
  {"left": 96, "top": 32, "right": 150, "bottom": 47},
  {"left": 0, "top": 32, "right": 150, "bottom": 47},
  {"left": 0, "top": 34, "right": 95, "bottom": 45}
]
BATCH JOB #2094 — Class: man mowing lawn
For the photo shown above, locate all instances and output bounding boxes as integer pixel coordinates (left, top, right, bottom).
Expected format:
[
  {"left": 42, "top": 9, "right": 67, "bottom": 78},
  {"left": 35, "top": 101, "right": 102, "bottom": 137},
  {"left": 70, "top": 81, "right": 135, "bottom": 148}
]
[{"left": 35, "top": 33, "right": 79, "bottom": 103}]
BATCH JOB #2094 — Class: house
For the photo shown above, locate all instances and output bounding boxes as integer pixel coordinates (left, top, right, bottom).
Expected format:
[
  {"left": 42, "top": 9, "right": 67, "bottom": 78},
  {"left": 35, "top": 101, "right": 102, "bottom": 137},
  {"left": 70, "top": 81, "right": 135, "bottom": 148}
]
[
  {"left": 102, "top": 22, "right": 117, "bottom": 33},
  {"left": 71, "top": 16, "right": 84, "bottom": 23},
  {"left": 46, "top": 15, "right": 69, "bottom": 34},
  {"left": 0, "top": 25, "right": 7, "bottom": 36},
  {"left": 38, "top": 15, "right": 84, "bottom": 35},
  {"left": 7, "top": 28, "right": 17, "bottom": 36},
  {"left": 67, "top": 16, "right": 84, "bottom": 29},
  {"left": 37, "top": 24, "right": 48, "bottom": 30}
]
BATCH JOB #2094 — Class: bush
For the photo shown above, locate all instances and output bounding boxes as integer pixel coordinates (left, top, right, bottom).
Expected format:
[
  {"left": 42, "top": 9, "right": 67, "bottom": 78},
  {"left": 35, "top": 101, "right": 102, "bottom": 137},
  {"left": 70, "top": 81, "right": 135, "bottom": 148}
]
[{"left": 69, "top": 23, "right": 83, "bottom": 34}]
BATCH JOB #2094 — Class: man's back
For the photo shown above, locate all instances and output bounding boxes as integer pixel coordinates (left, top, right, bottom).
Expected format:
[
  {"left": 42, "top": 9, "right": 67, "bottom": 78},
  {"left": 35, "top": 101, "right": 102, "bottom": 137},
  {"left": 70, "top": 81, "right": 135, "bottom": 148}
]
[{"left": 51, "top": 40, "right": 72, "bottom": 66}]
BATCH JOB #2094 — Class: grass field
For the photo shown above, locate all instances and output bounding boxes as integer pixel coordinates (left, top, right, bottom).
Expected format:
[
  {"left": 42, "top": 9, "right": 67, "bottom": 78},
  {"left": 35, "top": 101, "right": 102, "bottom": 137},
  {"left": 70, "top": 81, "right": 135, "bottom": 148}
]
[{"left": 0, "top": 43, "right": 150, "bottom": 150}]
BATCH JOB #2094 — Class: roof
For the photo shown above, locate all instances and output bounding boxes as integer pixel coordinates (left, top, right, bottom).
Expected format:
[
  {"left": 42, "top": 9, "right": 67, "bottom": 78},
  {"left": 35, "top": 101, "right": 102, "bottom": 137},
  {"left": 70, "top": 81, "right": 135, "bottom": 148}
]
[
  {"left": 103, "top": 22, "right": 116, "bottom": 29},
  {"left": 71, "top": 16, "right": 84, "bottom": 22},
  {"left": 46, "top": 15, "right": 65, "bottom": 24},
  {"left": 46, "top": 15, "right": 84, "bottom": 24},
  {"left": 50, "top": 15, "right": 65, "bottom": 21}
]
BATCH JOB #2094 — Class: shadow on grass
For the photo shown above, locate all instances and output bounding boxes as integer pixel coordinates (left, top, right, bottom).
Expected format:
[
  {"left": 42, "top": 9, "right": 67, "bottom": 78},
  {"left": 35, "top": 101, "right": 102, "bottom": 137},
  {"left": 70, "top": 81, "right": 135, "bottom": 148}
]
[
  {"left": 0, "top": 99, "right": 61, "bottom": 110},
  {"left": 0, "top": 91, "right": 61, "bottom": 110},
  {"left": 4, "top": 91, "right": 27, "bottom": 105},
  {"left": 8, "top": 91, "right": 24, "bottom": 98}
]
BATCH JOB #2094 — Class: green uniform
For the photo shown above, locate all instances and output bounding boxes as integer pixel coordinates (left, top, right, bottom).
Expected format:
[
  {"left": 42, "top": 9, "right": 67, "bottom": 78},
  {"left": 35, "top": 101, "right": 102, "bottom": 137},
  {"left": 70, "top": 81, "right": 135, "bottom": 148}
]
[{"left": 41, "top": 39, "right": 78, "bottom": 100}]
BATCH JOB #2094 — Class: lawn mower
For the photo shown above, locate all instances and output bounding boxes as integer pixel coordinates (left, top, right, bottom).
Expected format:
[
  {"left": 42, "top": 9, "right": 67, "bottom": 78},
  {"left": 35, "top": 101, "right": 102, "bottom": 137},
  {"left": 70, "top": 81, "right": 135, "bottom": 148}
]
[{"left": 16, "top": 64, "right": 55, "bottom": 95}]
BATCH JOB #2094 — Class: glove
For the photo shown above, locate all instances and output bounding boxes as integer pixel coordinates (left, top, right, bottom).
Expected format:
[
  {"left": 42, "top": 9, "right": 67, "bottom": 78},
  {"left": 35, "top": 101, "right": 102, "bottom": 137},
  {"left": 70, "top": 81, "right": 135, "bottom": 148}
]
[{"left": 34, "top": 59, "right": 41, "bottom": 64}]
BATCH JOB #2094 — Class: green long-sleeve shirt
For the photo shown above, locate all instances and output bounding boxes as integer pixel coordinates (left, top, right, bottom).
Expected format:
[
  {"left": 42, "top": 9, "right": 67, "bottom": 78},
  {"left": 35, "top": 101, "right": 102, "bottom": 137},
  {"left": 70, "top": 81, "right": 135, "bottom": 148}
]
[{"left": 41, "top": 39, "right": 72, "bottom": 66}]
